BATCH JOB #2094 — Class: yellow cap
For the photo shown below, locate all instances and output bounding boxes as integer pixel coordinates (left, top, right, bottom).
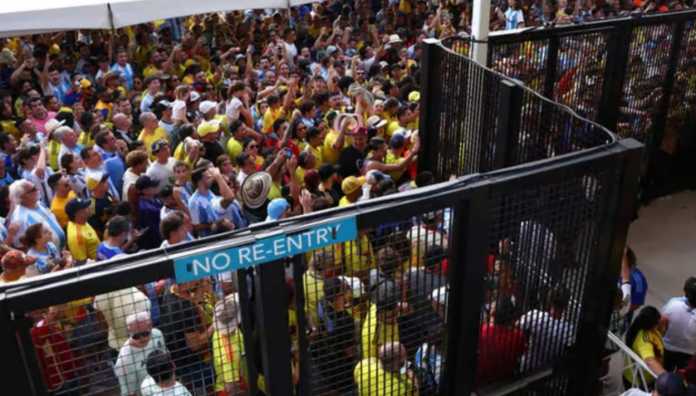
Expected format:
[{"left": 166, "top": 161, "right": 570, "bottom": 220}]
[
  {"left": 197, "top": 120, "right": 221, "bottom": 137},
  {"left": 341, "top": 176, "right": 366, "bottom": 195},
  {"left": 80, "top": 79, "right": 92, "bottom": 89},
  {"left": 408, "top": 91, "right": 421, "bottom": 103}
]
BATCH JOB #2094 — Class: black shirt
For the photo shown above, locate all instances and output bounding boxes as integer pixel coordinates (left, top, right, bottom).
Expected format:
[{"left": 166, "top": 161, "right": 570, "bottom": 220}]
[
  {"left": 202, "top": 140, "right": 225, "bottom": 163},
  {"left": 158, "top": 291, "right": 205, "bottom": 375},
  {"left": 337, "top": 146, "right": 366, "bottom": 178}
]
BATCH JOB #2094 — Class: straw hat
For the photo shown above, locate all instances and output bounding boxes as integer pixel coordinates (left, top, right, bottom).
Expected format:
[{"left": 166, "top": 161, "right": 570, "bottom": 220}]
[
  {"left": 214, "top": 293, "right": 241, "bottom": 335},
  {"left": 240, "top": 171, "right": 272, "bottom": 209}
]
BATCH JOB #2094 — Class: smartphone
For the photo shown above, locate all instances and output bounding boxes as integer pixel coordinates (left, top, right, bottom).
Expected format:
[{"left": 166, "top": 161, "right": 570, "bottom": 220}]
[{"left": 284, "top": 148, "right": 293, "bottom": 158}]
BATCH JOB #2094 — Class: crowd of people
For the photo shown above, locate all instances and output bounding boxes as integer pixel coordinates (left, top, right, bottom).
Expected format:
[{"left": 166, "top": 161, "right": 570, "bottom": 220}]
[{"left": 620, "top": 275, "right": 696, "bottom": 395}]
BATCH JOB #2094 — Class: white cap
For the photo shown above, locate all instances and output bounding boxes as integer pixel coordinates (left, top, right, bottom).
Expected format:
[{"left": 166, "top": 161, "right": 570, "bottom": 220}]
[
  {"left": 198, "top": 100, "right": 218, "bottom": 115},
  {"left": 189, "top": 91, "right": 201, "bottom": 101},
  {"left": 126, "top": 311, "right": 151, "bottom": 327},
  {"left": 45, "top": 118, "right": 65, "bottom": 134}
]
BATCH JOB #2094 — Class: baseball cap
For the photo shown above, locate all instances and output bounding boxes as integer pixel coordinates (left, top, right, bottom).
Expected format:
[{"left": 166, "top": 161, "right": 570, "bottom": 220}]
[
  {"left": 151, "top": 139, "right": 169, "bottom": 153},
  {"left": 86, "top": 172, "right": 109, "bottom": 191},
  {"left": 341, "top": 176, "right": 365, "bottom": 195},
  {"left": 197, "top": 120, "right": 221, "bottom": 137},
  {"left": 655, "top": 372, "right": 695, "bottom": 396},
  {"left": 135, "top": 175, "right": 159, "bottom": 191},
  {"left": 80, "top": 79, "right": 92, "bottom": 89},
  {"left": 266, "top": 198, "right": 290, "bottom": 221},
  {"left": 390, "top": 133, "right": 406, "bottom": 149},
  {"left": 65, "top": 198, "right": 92, "bottom": 221},
  {"left": 189, "top": 91, "right": 201, "bottom": 101},
  {"left": 408, "top": 91, "right": 421, "bottom": 103},
  {"left": 198, "top": 100, "right": 218, "bottom": 115},
  {"left": 1, "top": 250, "right": 35, "bottom": 271}
]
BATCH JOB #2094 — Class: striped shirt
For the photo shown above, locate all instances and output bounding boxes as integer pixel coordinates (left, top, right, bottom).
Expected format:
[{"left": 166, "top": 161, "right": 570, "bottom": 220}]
[
  {"left": 27, "top": 242, "right": 61, "bottom": 274},
  {"left": 10, "top": 204, "right": 65, "bottom": 248},
  {"left": 188, "top": 190, "right": 225, "bottom": 237}
]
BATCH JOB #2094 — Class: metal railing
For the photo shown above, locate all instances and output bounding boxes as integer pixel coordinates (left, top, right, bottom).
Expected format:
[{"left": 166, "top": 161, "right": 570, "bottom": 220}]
[{"left": 601, "top": 331, "right": 658, "bottom": 395}]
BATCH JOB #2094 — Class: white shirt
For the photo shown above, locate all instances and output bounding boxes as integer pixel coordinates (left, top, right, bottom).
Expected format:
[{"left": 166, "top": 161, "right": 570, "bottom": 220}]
[
  {"left": 146, "top": 158, "right": 176, "bottom": 191},
  {"left": 122, "top": 169, "right": 139, "bottom": 200},
  {"left": 505, "top": 8, "right": 525, "bottom": 30},
  {"left": 620, "top": 389, "right": 651, "bottom": 396},
  {"left": 93, "top": 287, "right": 151, "bottom": 350},
  {"left": 225, "top": 97, "right": 244, "bottom": 123},
  {"left": 662, "top": 297, "right": 696, "bottom": 354},
  {"left": 114, "top": 328, "right": 167, "bottom": 396},
  {"left": 172, "top": 99, "right": 187, "bottom": 122},
  {"left": 518, "top": 309, "right": 573, "bottom": 371},
  {"left": 140, "top": 377, "right": 192, "bottom": 396}
]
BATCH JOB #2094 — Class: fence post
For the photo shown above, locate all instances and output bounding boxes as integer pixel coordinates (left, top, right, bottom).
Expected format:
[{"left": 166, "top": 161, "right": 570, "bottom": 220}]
[
  {"left": 237, "top": 268, "right": 259, "bottom": 396},
  {"left": 418, "top": 38, "right": 444, "bottom": 179},
  {"left": 494, "top": 79, "right": 523, "bottom": 169},
  {"left": 569, "top": 139, "right": 643, "bottom": 396},
  {"left": 443, "top": 187, "right": 490, "bottom": 395},
  {"left": 598, "top": 20, "right": 632, "bottom": 131},
  {"left": 292, "top": 255, "right": 312, "bottom": 396},
  {"left": 0, "top": 298, "right": 36, "bottom": 395},
  {"left": 543, "top": 35, "right": 560, "bottom": 99},
  {"left": 254, "top": 260, "right": 293, "bottom": 394}
]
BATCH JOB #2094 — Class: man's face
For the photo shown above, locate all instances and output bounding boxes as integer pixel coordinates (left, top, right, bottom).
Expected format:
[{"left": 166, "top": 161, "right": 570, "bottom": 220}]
[
  {"left": 118, "top": 100, "right": 132, "bottom": 116},
  {"left": 88, "top": 150, "right": 102, "bottom": 168},
  {"left": 353, "top": 134, "right": 367, "bottom": 151},
  {"left": 156, "top": 144, "right": 171, "bottom": 161},
  {"left": 102, "top": 133, "right": 117, "bottom": 151},
  {"left": 48, "top": 70, "right": 61, "bottom": 85},
  {"left": 63, "top": 130, "right": 78, "bottom": 147},
  {"left": 117, "top": 52, "right": 128, "bottom": 65},
  {"left": 148, "top": 79, "right": 161, "bottom": 93},
  {"left": 30, "top": 101, "right": 47, "bottom": 119},
  {"left": 128, "top": 319, "right": 153, "bottom": 348}
]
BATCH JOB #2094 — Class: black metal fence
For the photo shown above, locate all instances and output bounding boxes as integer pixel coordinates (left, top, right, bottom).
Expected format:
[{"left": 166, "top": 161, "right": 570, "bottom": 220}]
[
  {"left": 418, "top": 38, "right": 615, "bottom": 180},
  {"left": 480, "top": 10, "right": 696, "bottom": 197},
  {"left": 0, "top": 134, "right": 641, "bottom": 395}
]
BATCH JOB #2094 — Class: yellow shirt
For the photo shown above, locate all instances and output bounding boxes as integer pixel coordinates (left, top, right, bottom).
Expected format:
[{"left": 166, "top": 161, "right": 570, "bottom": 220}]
[
  {"left": 361, "top": 304, "right": 400, "bottom": 359},
  {"left": 78, "top": 131, "right": 95, "bottom": 148},
  {"left": 226, "top": 137, "right": 243, "bottom": 161},
  {"left": 322, "top": 129, "right": 343, "bottom": 165},
  {"left": 267, "top": 182, "right": 282, "bottom": 200},
  {"left": 354, "top": 357, "right": 415, "bottom": 396},
  {"left": 51, "top": 191, "right": 77, "bottom": 228},
  {"left": 0, "top": 120, "right": 20, "bottom": 140},
  {"left": 385, "top": 150, "right": 406, "bottom": 182},
  {"left": 142, "top": 64, "right": 162, "bottom": 79},
  {"left": 262, "top": 107, "right": 284, "bottom": 134},
  {"left": 47, "top": 139, "right": 62, "bottom": 171},
  {"left": 307, "top": 144, "right": 324, "bottom": 168},
  {"left": 624, "top": 329, "right": 663, "bottom": 384},
  {"left": 67, "top": 222, "right": 100, "bottom": 262},
  {"left": 303, "top": 271, "right": 324, "bottom": 328},
  {"left": 386, "top": 120, "right": 402, "bottom": 138},
  {"left": 138, "top": 127, "right": 169, "bottom": 159},
  {"left": 212, "top": 329, "right": 245, "bottom": 392}
]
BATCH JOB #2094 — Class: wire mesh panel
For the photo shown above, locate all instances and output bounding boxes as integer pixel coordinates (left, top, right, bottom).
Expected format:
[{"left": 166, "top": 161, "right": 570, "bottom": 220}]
[
  {"left": 300, "top": 207, "right": 453, "bottom": 396},
  {"left": 429, "top": 47, "right": 502, "bottom": 178},
  {"left": 489, "top": 40, "right": 550, "bottom": 94},
  {"left": 616, "top": 22, "right": 675, "bottom": 142},
  {"left": 553, "top": 32, "right": 610, "bottom": 122},
  {"left": 661, "top": 23, "right": 696, "bottom": 155},
  {"left": 475, "top": 165, "right": 618, "bottom": 393},
  {"left": 28, "top": 272, "right": 253, "bottom": 396}
]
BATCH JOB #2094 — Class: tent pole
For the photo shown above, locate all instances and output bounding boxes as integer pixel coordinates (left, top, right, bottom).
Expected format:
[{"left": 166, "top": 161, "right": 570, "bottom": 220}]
[
  {"left": 470, "top": 0, "right": 490, "bottom": 65},
  {"left": 108, "top": 3, "right": 116, "bottom": 62}
]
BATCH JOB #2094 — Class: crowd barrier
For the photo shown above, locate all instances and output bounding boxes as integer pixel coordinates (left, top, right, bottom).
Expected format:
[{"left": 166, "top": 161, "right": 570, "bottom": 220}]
[{"left": 445, "top": 10, "right": 696, "bottom": 197}]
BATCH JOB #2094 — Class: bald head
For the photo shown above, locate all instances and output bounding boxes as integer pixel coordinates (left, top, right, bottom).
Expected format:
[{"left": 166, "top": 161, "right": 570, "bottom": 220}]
[
  {"left": 378, "top": 342, "right": 406, "bottom": 373},
  {"left": 112, "top": 113, "right": 131, "bottom": 130}
]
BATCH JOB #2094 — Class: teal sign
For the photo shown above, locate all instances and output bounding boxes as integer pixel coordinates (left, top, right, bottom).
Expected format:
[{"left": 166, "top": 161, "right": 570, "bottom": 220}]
[{"left": 173, "top": 216, "right": 357, "bottom": 283}]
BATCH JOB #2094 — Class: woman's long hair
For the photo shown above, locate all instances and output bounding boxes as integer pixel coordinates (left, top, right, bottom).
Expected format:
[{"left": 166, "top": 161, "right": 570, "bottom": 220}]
[{"left": 625, "top": 305, "right": 661, "bottom": 348}]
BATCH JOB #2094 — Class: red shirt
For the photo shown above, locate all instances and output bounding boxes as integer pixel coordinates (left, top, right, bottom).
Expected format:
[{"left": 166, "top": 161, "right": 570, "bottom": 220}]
[
  {"left": 476, "top": 323, "right": 526, "bottom": 387},
  {"left": 31, "top": 320, "right": 80, "bottom": 391}
]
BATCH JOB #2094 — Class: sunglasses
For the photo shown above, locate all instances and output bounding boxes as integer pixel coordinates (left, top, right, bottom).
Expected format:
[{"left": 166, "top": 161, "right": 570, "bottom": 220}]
[{"left": 131, "top": 330, "right": 151, "bottom": 340}]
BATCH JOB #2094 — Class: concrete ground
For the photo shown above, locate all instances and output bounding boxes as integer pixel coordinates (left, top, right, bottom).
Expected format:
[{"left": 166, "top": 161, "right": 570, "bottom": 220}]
[{"left": 602, "top": 190, "right": 696, "bottom": 395}]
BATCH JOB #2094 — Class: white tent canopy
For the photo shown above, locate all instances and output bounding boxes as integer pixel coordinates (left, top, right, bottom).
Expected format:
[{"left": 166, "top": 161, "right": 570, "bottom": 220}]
[{"left": 0, "top": 0, "right": 316, "bottom": 38}]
